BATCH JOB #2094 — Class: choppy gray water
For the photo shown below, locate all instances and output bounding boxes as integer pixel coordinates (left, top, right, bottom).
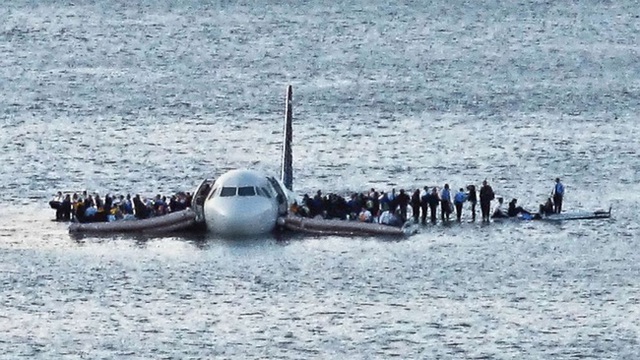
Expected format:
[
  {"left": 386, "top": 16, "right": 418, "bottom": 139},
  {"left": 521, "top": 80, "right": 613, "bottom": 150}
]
[{"left": 1, "top": 0, "right": 640, "bottom": 358}]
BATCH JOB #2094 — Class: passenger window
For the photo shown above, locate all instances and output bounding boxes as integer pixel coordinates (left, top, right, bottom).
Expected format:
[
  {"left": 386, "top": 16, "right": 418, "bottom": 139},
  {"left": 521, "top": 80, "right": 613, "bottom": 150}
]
[
  {"left": 220, "top": 187, "right": 237, "bottom": 197},
  {"left": 237, "top": 186, "right": 256, "bottom": 196}
]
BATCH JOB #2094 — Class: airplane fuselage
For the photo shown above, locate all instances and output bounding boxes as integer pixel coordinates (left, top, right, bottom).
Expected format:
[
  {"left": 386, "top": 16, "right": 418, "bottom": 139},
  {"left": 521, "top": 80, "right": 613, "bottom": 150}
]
[
  {"left": 199, "top": 86, "right": 295, "bottom": 237},
  {"left": 202, "top": 169, "right": 291, "bottom": 236}
]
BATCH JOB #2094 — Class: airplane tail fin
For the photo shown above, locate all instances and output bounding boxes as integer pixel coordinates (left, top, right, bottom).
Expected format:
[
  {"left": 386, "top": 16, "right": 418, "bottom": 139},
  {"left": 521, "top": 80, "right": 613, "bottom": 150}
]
[{"left": 281, "top": 85, "right": 293, "bottom": 191}]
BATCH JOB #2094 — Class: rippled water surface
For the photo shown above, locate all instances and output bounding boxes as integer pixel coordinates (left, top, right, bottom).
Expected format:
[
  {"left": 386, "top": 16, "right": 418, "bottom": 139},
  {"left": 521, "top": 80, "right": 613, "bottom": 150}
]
[{"left": 1, "top": 0, "right": 640, "bottom": 358}]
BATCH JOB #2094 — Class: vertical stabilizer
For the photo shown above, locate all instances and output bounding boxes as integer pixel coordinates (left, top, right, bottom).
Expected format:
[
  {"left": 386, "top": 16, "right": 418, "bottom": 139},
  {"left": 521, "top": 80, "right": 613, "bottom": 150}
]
[{"left": 281, "top": 85, "right": 293, "bottom": 191}]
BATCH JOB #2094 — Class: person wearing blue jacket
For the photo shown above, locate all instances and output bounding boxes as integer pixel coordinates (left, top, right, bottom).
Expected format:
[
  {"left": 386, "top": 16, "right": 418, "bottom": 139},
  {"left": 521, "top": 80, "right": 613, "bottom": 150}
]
[
  {"left": 453, "top": 188, "right": 468, "bottom": 222},
  {"left": 440, "top": 184, "right": 453, "bottom": 221},
  {"left": 552, "top": 178, "right": 565, "bottom": 213}
]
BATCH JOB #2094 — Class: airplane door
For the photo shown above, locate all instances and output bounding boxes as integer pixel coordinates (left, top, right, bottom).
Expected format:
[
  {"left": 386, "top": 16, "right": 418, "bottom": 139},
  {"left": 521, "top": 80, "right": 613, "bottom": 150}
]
[
  {"left": 192, "top": 178, "right": 215, "bottom": 223},
  {"left": 267, "top": 176, "right": 288, "bottom": 215}
]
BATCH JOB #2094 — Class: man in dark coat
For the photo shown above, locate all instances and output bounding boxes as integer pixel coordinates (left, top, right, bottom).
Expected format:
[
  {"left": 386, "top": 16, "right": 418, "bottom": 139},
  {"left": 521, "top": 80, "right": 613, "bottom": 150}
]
[
  {"left": 420, "top": 187, "right": 430, "bottom": 224},
  {"left": 133, "top": 194, "right": 148, "bottom": 219},
  {"left": 466, "top": 184, "right": 477, "bottom": 221},
  {"left": 61, "top": 194, "right": 72, "bottom": 221},
  {"left": 395, "top": 189, "right": 410, "bottom": 222},
  {"left": 426, "top": 187, "right": 440, "bottom": 223},
  {"left": 411, "top": 189, "right": 421, "bottom": 223},
  {"left": 479, "top": 180, "right": 495, "bottom": 222}
]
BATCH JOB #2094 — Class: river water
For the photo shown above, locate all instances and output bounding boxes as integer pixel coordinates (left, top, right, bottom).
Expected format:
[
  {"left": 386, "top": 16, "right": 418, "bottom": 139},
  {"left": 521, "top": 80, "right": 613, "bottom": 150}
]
[{"left": 1, "top": 0, "right": 639, "bottom": 358}]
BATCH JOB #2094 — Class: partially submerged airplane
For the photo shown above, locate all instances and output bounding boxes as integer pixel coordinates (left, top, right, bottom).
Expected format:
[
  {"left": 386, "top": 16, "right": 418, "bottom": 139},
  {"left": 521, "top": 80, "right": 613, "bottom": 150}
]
[
  {"left": 190, "top": 85, "right": 405, "bottom": 237},
  {"left": 70, "top": 86, "right": 406, "bottom": 237},
  {"left": 190, "top": 85, "right": 297, "bottom": 236},
  {"left": 68, "top": 86, "right": 610, "bottom": 237}
]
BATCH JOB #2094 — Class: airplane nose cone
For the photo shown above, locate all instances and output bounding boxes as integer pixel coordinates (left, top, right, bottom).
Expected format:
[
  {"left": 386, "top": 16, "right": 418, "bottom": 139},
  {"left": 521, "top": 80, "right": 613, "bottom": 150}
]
[{"left": 206, "top": 200, "right": 277, "bottom": 236}]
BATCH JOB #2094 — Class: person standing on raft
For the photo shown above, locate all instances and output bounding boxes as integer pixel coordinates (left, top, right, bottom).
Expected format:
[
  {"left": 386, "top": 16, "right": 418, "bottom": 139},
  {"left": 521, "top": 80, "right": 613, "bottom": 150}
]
[{"left": 552, "top": 177, "right": 565, "bottom": 213}]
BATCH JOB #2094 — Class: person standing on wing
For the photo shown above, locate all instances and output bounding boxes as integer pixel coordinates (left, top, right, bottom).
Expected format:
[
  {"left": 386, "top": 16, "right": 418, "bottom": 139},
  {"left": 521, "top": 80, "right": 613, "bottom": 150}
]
[
  {"left": 420, "top": 186, "right": 430, "bottom": 224},
  {"left": 426, "top": 187, "right": 440, "bottom": 223},
  {"left": 466, "top": 184, "right": 477, "bottom": 221},
  {"left": 479, "top": 180, "right": 495, "bottom": 222},
  {"left": 411, "top": 189, "right": 421, "bottom": 223},
  {"left": 453, "top": 188, "right": 468, "bottom": 222},
  {"left": 440, "top": 184, "right": 453, "bottom": 222},
  {"left": 552, "top": 177, "right": 565, "bottom": 213}
]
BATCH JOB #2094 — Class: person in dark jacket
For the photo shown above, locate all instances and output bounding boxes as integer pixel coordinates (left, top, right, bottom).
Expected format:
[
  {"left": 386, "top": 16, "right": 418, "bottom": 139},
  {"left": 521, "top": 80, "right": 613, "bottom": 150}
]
[
  {"left": 420, "top": 187, "right": 430, "bottom": 224},
  {"left": 440, "top": 184, "right": 452, "bottom": 222},
  {"left": 479, "top": 180, "right": 495, "bottom": 222},
  {"left": 411, "top": 189, "right": 421, "bottom": 223},
  {"left": 466, "top": 184, "right": 477, "bottom": 221},
  {"left": 426, "top": 187, "right": 440, "bottom": 223},
  {"left": 507, "top": 198, "right": 531, "bottom": 217},
  {"left": 133, "top": 194, "right": 148, "bottom": 219},
  {"left": 395, "top": 189, "right": 410, "bottom": 222},
  {"left": 50, "top": 191, "right": 63, "bottom": 220},
  {"left": 61, "top": 194, "right": 72, "bottom": 221},
  {"left": 370, "top": 191, "right": 380, "bottom": 218}
]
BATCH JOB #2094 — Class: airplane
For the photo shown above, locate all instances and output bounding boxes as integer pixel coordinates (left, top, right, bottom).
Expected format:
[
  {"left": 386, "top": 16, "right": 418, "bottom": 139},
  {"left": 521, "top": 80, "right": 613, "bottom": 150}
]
[
  {"left": 68, "top": 86, "right": 407, "bottom": 237},
  {"left": 191, "top": 85, "right": 297, "bottom": 236},
  {"left": 189, "top": 86, "right": 407, "bottom": 237}
]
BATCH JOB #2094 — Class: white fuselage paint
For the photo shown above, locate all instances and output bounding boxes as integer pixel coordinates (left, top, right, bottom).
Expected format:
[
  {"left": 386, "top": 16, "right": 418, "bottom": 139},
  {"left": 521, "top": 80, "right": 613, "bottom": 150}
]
[{"left": 202, "top": 169, "right": 292, "bottom": 236}]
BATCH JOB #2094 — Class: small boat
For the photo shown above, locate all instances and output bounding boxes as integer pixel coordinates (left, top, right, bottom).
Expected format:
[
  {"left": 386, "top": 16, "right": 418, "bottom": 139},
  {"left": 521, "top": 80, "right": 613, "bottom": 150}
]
[
  {"left": 541, "top": 207, "right": 612, "bottom": 222},
  {"left": 69, "top": 209, "right": 198, "bottom": 234},
  {"left": 492, "top": 207, "right": 612, "bottom": 222}
]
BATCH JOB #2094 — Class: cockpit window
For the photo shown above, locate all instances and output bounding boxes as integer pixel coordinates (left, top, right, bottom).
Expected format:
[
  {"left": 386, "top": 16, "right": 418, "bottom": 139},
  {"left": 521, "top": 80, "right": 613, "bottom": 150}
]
[
  {"left": 208, "top": 187, "right": 219, "bottom": 199},
  {"left": 219, "top": 187, "right": 237, "bottom": 197},
  {"left": 260, "top": 187, "right": 272, "bottom": 198},
  {"left": 214, "top": 186, "right": 271, "bottom": 198},
  {"left": 237, "top": 186, "right": 256, "bottom": 196}
]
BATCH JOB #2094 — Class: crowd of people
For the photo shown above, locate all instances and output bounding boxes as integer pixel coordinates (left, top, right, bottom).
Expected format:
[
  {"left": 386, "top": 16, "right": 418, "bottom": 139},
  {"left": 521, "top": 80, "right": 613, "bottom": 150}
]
[
  {"left": 49, "top": 190, "right": 193, "bottom": 223},
  {"left": 290, "top": 178, "right": 566, "bottom": 226},
  {"left": 50, "top": 178, "right": 566, "bottom": 227}
]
